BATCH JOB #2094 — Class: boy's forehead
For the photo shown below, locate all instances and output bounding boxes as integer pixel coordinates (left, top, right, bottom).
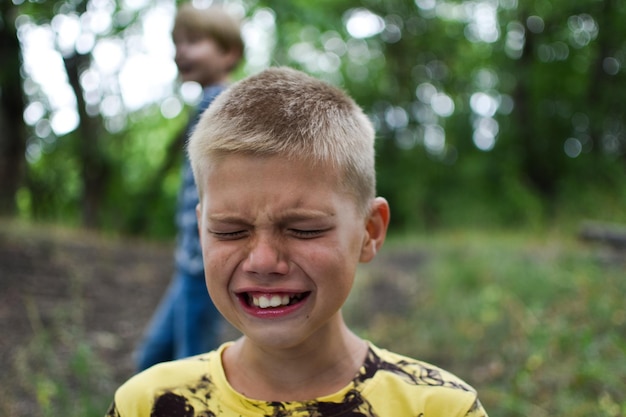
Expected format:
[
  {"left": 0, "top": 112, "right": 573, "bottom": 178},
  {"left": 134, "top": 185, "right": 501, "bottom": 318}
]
[
  {"left": 198, "top": 152, "right": 364, "bottom": 208},
  {"left": 205, "top": 152, "right": 336, "bottom": 175},
  {"left": 199, "top": 153, "right": 338, "bottom": 193}
]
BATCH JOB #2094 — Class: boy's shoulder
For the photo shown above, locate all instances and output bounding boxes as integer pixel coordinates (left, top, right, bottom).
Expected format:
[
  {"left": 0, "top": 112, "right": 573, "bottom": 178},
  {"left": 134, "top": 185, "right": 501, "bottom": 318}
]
[
  {"left": 364, "top": 343, "right": 476, "bottom": 392},
  {"left": 366, "top": 343, "right": 476, "bottom": 392},
  {"left": 108, "top": 346, "right": 225, "bottom": 416},
  {"left": 363, "top": 342, "right": 486, "bottom": 416}
]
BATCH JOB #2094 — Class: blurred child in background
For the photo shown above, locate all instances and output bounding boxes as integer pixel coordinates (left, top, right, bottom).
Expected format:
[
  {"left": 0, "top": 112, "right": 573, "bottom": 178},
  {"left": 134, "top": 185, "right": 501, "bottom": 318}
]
[{"left": 135, "top": 2, "right": 244, "bottom": 372}]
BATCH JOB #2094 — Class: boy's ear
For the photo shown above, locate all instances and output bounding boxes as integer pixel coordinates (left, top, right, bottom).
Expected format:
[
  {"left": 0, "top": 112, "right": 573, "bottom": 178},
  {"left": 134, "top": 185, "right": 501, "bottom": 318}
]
[{"left": 359, "top": 197, "right": 390, "bottom": 263}]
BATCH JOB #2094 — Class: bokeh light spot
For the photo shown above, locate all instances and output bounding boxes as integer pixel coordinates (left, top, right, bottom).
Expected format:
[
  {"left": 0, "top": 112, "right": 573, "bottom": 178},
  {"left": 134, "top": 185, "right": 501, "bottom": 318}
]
[
  {"left": 160, "top": 97, "right": 183, "bottom": 119},
  {"left": 24, "top": 102, "right": 45, "bottom": 126},
  {"left": 345, "top": 8, "right": 385, "bottom": 39},
  {"left": 424, "top": 124, "right": 446, "bottom": 154},
  {"left": 431, "top": 93, "right": 455, "bottom": 117},
  {"left": 603, "top": 57, "right": 620, "bottom": 75},
  {"left": 416, "top": 82, "right": 436, "bottom": 103},
  {"left": 564, "top": 138, "right": 582, "bottom": 158},
  {"left": 470, "top": 92, "right": 498, "bottom": 117},
  {"left": 385, "top": 106, "right": 409, "bottom": 130},
  {"left": 526, "top": 15, "right": 544, "bottom": 33},
  {"left": 180, "top": 82, "right": 202, "bottom": 105},
  {"left": 50, "top": 108, "right": 79, "bottom": 136}
]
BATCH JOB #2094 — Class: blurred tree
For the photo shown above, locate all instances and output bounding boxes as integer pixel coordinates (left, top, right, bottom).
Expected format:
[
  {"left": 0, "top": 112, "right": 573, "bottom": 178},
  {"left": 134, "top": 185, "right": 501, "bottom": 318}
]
[
  {"left": 8, "top": 0, "right": 171, "bottom": 231},
  {"left": 283, "top": 0, "right": 626, "bottom": 229},
  {"left": 0, "top": 2, "right": 27, "bottom": 216},
  {"left": 63, "top": 48, "right": 109, "bottom": 228},
  {"left": 5, "top": 0, "right": 110, "bottom": 227},
  {"left": 502, "top": 0, "right": 626, "bottom": 198},
  {"left": 5, "top": 0, "right": 626, "bottom": 235}
]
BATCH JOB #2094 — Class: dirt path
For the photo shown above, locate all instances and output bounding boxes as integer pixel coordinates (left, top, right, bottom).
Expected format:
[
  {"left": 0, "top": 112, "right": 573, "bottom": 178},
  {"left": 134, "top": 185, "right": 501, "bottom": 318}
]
[{"left": 1, "top": 221, "right": 174, "bottom": 414}]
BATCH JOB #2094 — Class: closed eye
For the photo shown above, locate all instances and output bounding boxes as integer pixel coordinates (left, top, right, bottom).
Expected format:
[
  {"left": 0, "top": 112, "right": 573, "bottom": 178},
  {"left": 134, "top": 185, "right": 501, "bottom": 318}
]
[
  {"left": 210, "top": 230, "right": 248, "bottom": 240},
  {"left": 289, "top": 229, "right": 328, "bottom": 239}
]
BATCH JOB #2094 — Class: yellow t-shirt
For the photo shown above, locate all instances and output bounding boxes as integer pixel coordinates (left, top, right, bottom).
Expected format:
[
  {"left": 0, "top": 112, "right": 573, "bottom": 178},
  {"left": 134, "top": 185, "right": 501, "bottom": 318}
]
[{"left": 106, "top": 342, "right": 488, "bottom": 417}]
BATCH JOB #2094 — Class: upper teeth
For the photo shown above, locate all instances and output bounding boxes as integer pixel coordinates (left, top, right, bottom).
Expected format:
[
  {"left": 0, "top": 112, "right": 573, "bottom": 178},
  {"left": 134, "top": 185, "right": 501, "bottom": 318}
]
[{"left": 252, "top": 294, "right": 292, "bottom": 308}]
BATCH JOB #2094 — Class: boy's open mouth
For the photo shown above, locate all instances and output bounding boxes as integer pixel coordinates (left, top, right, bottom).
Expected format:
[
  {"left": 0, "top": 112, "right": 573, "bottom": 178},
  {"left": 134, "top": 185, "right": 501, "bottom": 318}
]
[{"left": 243, "top": 292, "right": 310, "bottom": 309}]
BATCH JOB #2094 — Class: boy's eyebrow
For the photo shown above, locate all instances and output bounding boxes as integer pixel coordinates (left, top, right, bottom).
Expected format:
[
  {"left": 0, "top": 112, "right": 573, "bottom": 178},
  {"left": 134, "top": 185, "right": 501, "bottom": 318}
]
[{"left": 278, "top": 210, "right": 337, "bottom": 223}]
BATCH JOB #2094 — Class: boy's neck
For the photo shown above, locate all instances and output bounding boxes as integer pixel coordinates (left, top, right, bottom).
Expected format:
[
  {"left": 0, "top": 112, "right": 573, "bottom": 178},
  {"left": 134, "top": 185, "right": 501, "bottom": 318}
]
[{"left": 222, "top": 318, "right": 368, "bottom": 402}]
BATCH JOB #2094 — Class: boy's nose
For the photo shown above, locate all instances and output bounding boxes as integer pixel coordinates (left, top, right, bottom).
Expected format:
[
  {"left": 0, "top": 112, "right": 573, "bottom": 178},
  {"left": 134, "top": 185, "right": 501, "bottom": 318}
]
[{"left": 242, "top": 234, "right": 289, "bottom": 276}]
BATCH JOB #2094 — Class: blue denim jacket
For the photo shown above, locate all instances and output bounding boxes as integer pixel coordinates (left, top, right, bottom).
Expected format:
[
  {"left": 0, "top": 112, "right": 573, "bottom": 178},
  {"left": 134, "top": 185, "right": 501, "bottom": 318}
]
[{"left": 174, "top": 85, "right": 226, "bottom": 276}]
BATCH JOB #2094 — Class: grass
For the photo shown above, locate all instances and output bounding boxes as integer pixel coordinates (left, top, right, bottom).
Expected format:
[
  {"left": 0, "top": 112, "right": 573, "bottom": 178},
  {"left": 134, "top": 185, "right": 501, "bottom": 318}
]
[
  {"left": 5, "top": 225, "right": 626, "bottom": 416},
  {"left": 12, "top": 277, "right": 114, "bottom": 416},
  {"left": 347, "top": 229, "right": 626, "bottom": 417}
]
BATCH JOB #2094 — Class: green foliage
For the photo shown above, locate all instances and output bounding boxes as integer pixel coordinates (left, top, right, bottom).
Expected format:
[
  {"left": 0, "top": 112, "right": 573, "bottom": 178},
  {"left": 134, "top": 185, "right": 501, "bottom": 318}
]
[
  {"left": 8, "top": 0, "right": 626, "bottom": 236},
  {"left": 98, "top": 106, "right": 188, "bottom": 238},
  {"left": 23, "top": 133, "right": 82, "bottom": 225},
  {"left": 19, "top": 104, "right": 187, "bottom": 238},
  {"left": 267, "top": 0, "right": 626, "bottom": 232},
  {"left": 346, "top": 230, "right": 626, "bottom": 416}
]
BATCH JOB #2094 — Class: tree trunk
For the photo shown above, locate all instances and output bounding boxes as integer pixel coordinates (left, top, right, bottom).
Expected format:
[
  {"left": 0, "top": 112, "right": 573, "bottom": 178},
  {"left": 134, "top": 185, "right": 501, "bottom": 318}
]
[
  {"left": 63, "top": 52, "right": 108, "bottom": 229},
  {"left": 0, "top": 3, "right": 27, "bottom": 216},
  {"left": 512, "top": 13, "right": 557, "bottom": 198}
]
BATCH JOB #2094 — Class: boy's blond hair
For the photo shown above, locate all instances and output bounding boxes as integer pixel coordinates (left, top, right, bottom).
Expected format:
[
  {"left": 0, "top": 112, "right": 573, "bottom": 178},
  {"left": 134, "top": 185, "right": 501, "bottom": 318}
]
[
  {"left": 188, "top": 67, "right": 376, "bottom": 214},
  {"left": 173, "top": 3, "right": 244, "bottom": 66}
]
